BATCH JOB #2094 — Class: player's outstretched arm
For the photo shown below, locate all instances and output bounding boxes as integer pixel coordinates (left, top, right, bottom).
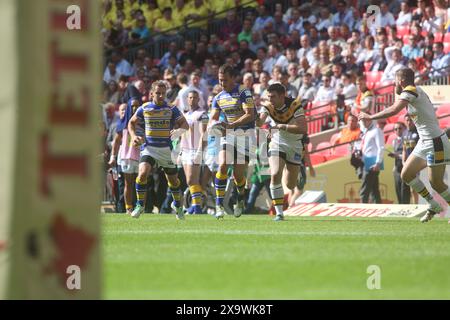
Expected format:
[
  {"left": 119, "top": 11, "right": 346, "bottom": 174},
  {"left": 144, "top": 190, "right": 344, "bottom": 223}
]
[{"left": 358, "top": 99, "right": 408, "bottom": 122}]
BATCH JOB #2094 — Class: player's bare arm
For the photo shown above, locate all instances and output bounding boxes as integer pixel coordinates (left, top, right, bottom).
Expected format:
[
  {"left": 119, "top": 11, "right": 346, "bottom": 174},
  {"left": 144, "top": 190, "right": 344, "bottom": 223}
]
[
  {"left": 227, "top": 107, "right": 255, "bottom": 129},
  {"left": 274, "top": 115, "right": 307, "bottom": 134},
  {"left": 128, "top": 114, "right": 144, "bottom": 146},
  {"left": 358, "top": 99, "right": 408, "bottom": 121},
  {"left": 208, "top": 108, "right": 220, "bottom": 126}
]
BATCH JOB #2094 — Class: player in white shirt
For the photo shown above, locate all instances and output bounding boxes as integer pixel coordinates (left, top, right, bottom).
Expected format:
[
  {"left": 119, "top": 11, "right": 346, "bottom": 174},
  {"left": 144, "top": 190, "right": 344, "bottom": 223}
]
[
  {"left": 359, "top": 68, "right": 450, "bottom": 223},
  {"left": 256, "top": 83, "right": 307, "bottom": 221},
  {"left": 180, "top": 91, "right": 209, "bottom": 214}
]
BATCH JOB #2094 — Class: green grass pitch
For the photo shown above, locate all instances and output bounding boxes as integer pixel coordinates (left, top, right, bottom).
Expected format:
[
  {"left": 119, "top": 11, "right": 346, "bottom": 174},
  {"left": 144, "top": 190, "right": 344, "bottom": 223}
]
[{"left": 103, "top": 214, "right": 450, "bottom": 299}]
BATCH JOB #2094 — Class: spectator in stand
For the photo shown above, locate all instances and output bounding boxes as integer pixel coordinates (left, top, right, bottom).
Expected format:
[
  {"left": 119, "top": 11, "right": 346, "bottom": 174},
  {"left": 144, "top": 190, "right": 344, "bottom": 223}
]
[
  {"left": 412, "top": 0, "right": 428, "bottom": 22},
  {"left": 285, "top": 47, "right": 298, "bottom": 65},
  {"left": 103, "top": 80, "right": 121, "bottom": 104},
  {"left": 130, "top": 15, "right": 150, "bottom": 42},
  {"left": 165, "top": 72, "right": 181, "bottom": 104},
  {"left": 381, "top": 48, "right": 405, "bottom": 83},
  {"left": 154, "top": 7, "right": 178, "bottom": 34},
  {"left": 220, "top": 10, "right": 242, "bottom": 40},
  {"left": 353, "top": 75, "right": 374, "bottom": 114},
  {"left": 357, "top": 36, "right": 378, "bottom": 66},
  {"left": 288, "top": 8, "right": 303, "bottom": 35},
  {"left": 308, "top": 47, "right": 320, "bottom": 68},
  {"left": 206, "top": 34, "right": 224, "bottom": 57},
  {"left": 358, "top": 114, "right": 385, "bottom": 204},
  {"left": 103, "top": 62, "right": 121, "bottom": 85},
  {"left": 241, "top": 58, "right": 254, "bottom": 77},
  {"left": 316, "top": 7, "right": 333, "bottom": 32},
  {"left": 431, "top": 42, "right": 450, "bottom": 78},
  {"left": 110, "top": 51, "right": 134, "bottom": 77},
  {"left": 273, "top": 11, "right": 289, "bottom": 35},
  {"left": 330, "top": 63, "right": 344, "bottom": 90},
  {"left": 177, "top": 39, "right": 195, "bottom": 66},
  {"left": 269, "top": 65, "right": 283, "bottom": 85},
  {"left": 252, "top": 59, "right": 263, "bottom": 82},
  {"left": 263, "top": 44, "right": 288, "bottom": 74},
  {"left": 327, "top": 26, "right": 346, "bottom": 50},
  {"left": 374, "top": 1, "right": 396, "bottom": 31},
  {"left": 287, "top": 63, "right": 302, "bottom": 91},
  {"left": 242, "top": 73, "right": 254, "bottom": 92},
  {"left": 314, "top": 75, "right": 335, "bottom": 104},
  {"left": 319, "top": 52, "right": 333, "bottom": 77},
  {"left": 253, "top": 71, "right": 270, "bottom": 99},
  {"left": 332, "top": 94, "right": 351, "bottom": 126},
  {"left": 104, "top": 21, "right": 129, "bottom": 50},
  {"left": 120, "top": 76, "right": 143, "bottom": 104},
  {"left": 249, "top": 31, "right": 266, "bottom": 53},
  {"left": 402, "top": 35, "right": 422, "bottom": 61},
  {"left": 298, "top": 73, "right": 316, "bottom": 102},
  {"left": 370, "top": 43, "right": 389, "bottom": 71},
  {"left": 396, "top": 1, "right": 412, "bottom": 26},
  {"left": 253, "top": 4, "right": 275, "bottom": 33},
  {"left": 338, "top": 72, "right": 358, "bottom": 105},
  {"left": 193, "top": 41, "right": 212, "bottom": 68},
  {"left": 388, "top": 121, "right": 411, "bottom": 204},
  {"left": 238, "top": 18, "right": 253, "bottom": 43},
  {"left": 297, "top": 35, "right": 315, "bottom": 65},
  {"left": 159, "top": 42, "right": 181, "bottom": 70},
  {"left": 409, "top": 22, "right": 425, "bottom": 45},
  {"left": 283, "top": 0, "right": 300, "bottom": 24},
  {"left": 330, "top": 44, "right": 344, "bottom": 64},
  {"left": 374, "top": 27, "right": 389, "bottom": 50},
  {"left": 422, "top": 5, "right": 444, "bottom": 33},
  {"left": 280, "top": 71, "right": 298, "bottom": 98},
  {"left": 334, "top": 114, "right": 361, "bottom": 144},
  {"left": 332, "top": 0, "right": 354, "bottom": 28},
  {"left": 239, "top": 40, "right": 257, "bottom": 62},
  {"left": 298, "top": 57, "right": 311, "bottom": 78}
]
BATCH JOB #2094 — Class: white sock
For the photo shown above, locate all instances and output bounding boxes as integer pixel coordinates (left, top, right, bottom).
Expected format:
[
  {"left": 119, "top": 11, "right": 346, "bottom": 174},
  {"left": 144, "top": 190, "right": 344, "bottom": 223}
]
[
  {"left": 407, "top": 177, "right": 441, "bottom": 209},
  {"left": 270, "top": 184, "right": 284, "bottom": 216}
]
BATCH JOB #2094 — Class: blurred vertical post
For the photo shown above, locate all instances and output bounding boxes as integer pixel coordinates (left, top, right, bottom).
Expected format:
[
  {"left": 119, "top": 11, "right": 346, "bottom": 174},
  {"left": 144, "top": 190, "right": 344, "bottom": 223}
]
[{"left": 0, "top": 0, "right": 101, "bottom": 299}]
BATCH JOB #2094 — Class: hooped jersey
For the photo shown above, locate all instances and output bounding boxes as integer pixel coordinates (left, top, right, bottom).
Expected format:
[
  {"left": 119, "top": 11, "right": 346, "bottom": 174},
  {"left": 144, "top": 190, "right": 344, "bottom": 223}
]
[
  {"left": 212, "top": 84, "right": 255, "bottom": 131},
  {"left": 261, "top": 97, "right": 305, "bottom": 146},
  {"left": 135, "top": 101, "right": 183, "bottom": 149},
  {"left": 400, "top": 85, "right": 443, "bottom": 140}
]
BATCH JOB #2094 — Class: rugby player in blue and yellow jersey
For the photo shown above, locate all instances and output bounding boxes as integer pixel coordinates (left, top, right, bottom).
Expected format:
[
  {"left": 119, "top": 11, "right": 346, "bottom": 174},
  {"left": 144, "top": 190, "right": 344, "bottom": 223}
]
[
  {"left": 209, "top": 64, "right": 256, "bottom": 219},
  {"left": 128, "top": 81, "right": 189, "bottom": 219}
]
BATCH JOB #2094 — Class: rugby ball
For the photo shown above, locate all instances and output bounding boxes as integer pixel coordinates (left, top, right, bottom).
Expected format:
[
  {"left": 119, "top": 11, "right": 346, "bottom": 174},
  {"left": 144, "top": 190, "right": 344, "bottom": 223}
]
[{"left": 208, "top": 120, "right": 226, "bottom": 135}]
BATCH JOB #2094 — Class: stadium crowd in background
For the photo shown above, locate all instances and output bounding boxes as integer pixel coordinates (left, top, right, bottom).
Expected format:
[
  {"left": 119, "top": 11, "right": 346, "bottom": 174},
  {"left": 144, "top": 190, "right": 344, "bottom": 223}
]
[{"left": 100, "top": 0, "right": 450, "bottom": 213}]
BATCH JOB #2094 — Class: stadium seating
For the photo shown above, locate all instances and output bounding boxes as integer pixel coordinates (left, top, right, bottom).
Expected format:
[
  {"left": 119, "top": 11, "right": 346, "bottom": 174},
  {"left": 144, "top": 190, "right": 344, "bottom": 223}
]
[
  {"left": 444, "top": 32, "right": 450, "bottom": 43},
  {"left": 439, "top": 117, "right": 450, "bottom": 129},
  {"left": 397, "top": 25, "right": 410, "bottom": 37},
  {"left": 402, "top": 35, "right": 410, "bottom": 45},
  {"left": 316, "top": 142, "right": 333, "bottom": 156},
  {"left": 436, "top": 104, "right": 450, "bottom": 117},
  {"left": 364, "top": 61, "right": 373, "bottom": 72},
  {"left": 330, "top": 132, "right": 340, "bottom": 145},
  {"left": 366, "top": 71, "right": 383, "bottom": 90},
  {"left": 444, "top": 42, "right": 450, "bottom": 54},
  {"left": 383, "top": 123, "right": 395, "bottom": 134},
  {"left": 434, "top": 32, "right": 443, "bottom": 42},
  {"left": 333, "top": 144, "right": 350, "bottom": 156},
  {"left": 309, "top": 154, "right": 326, "bottom": 166},
  {"left": 386, "top": 133, "right": 397, "bottom": 146}
]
